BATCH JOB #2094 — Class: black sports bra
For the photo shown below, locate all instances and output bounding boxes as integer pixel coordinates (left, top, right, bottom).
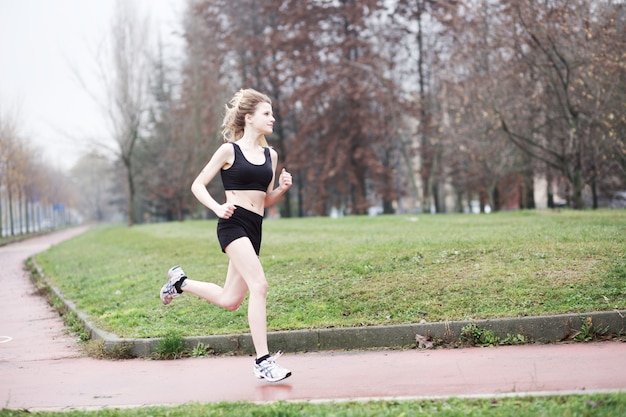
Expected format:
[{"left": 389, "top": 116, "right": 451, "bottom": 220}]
[{"left": 221, "top": 142, "right": 273, "bottom": 192}]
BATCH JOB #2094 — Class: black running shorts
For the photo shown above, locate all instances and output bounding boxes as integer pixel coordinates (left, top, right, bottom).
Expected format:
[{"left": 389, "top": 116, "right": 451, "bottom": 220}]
[{"left": 217, "top": 205, "right": 263, "bottom": 256}]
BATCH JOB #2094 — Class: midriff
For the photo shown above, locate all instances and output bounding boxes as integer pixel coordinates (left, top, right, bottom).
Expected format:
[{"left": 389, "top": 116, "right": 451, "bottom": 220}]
[{"left": 225, "top": 189, "right": 266, "bottom": 216}]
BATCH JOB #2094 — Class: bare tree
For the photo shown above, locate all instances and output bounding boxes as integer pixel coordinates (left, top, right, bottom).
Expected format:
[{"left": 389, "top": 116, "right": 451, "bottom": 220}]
[
  {"left": 90, "top": 0, "right": 153, "bottom": 225},
  {"left": 283, "top": 0, "right": 405, "bottom": 215},
  {"left": 492, "top": 0, "right": 625, "bottom": 209}
]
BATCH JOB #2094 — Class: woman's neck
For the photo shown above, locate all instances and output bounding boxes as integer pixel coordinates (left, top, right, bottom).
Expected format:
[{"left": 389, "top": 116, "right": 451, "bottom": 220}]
[{"left": 238, "top": 131, "right": 263, "bottom": 148}]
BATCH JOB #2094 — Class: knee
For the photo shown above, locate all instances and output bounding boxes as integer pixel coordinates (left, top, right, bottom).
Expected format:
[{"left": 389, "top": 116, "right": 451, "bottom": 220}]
[
  {"left": 223, "top": 295, "right": 245, "bottom": 311},
  {"left": 249, "top": 278, "right": 268, "bottom": 298},
  {"left": 224, "top": 302, "right": 242, "bottom": 311}
]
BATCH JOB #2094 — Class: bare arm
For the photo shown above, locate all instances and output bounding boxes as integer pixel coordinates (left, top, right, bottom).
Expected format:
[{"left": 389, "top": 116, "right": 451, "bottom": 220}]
[
  {"left": 191, "top": 144, "right": 236, "bottom": 219},
  {"left": 264, "top": 148, "right": 292, "bottom": 208}
]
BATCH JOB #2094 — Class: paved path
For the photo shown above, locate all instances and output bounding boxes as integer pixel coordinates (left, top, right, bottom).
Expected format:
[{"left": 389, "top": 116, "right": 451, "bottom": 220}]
[{"left": 1, "top": 227, "right": 625, "bottom": 411}]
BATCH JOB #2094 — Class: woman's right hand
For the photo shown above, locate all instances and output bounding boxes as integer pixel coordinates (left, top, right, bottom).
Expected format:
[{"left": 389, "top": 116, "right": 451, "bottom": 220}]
[{"left": 214, "top": 203, "right": 237, "bottom": 219}]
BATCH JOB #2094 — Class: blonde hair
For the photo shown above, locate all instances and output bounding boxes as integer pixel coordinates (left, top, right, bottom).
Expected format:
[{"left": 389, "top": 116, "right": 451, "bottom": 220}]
[{"left": 221, "top": 88, "right": 272, "bottom": 147}]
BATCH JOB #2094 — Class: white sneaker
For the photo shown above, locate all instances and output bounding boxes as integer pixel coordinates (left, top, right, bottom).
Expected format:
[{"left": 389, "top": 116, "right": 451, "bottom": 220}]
[
  {"left": 253, "top": 352, "right": 292, "bottom": 382},
  {"left": 160, "top": 266, "right": 187, "bottom": 305}
]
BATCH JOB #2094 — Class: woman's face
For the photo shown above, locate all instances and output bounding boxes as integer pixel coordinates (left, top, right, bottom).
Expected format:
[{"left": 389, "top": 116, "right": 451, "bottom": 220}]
[{"left": 248, "top": 102, "right": 274, "bottom": 135}]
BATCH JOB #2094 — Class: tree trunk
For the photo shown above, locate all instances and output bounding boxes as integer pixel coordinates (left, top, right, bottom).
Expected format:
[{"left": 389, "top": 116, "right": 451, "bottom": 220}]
[
  {"left": 522, "top": 168, "right": 536, "bottom": 209},
  {"left": 571, "top": 165, "right": 584, "bottom": 210},
  {"left": 8, "top": 186, "right": 14, "bottom": 236}
]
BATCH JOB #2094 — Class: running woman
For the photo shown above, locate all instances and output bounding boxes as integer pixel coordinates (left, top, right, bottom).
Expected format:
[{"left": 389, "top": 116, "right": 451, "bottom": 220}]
[{"left": 160, "top": 88, "right": 292, "bottom": 382}]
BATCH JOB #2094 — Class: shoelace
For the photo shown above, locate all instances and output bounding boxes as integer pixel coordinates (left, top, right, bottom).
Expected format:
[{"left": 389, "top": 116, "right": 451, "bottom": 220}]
[
  {"left": 258, "top": 351, "right": 284, "bottom": 370},
  {"left": 268, "top": 351, "right": 283, "bottom": 362}
]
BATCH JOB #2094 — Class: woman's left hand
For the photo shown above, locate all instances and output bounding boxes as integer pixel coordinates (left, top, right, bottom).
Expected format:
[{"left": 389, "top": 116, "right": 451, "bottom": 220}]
[{"left": 279, "top": 168, "right": 292, "bottom": 191}]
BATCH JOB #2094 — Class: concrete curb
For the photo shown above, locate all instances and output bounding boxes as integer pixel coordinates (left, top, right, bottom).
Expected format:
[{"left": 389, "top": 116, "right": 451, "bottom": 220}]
[
  {"left": 142, "top": 310, "right": 626, "bottom": 357},
  {"left": 44, "top": 271, "right": 626, "bottom": 357}
]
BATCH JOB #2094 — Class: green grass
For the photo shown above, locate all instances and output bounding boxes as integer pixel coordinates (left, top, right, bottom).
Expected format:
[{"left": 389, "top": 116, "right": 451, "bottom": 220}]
[
  {"left": 2, "top": 393, "right": 626, "bottom": 416},
  {"left": 33, "top": 210, "right": 626, "bottom": 339}
]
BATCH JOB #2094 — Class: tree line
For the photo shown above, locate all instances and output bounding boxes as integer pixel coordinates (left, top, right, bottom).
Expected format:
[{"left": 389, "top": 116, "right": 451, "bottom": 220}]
[
  {"left": 7, "top": 0, "right": 624, "bottom": 227},
  {"left": 0, "top": 110, "right": 79, "bottom": 237},
  {"left": 135, "top": 0, "right": 624, "bottom": 223}
]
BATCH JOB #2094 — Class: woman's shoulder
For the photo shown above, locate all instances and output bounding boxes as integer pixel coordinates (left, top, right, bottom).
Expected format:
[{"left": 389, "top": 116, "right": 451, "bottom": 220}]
[
  {"left": 217, "top": 141, "right": 236, "bottom": 152},
  {"left": 213, "top": 142, "right": 236, "bottom": 161}
]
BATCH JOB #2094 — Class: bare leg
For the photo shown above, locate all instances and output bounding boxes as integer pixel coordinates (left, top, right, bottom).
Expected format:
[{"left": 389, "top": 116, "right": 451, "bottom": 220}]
[
  {"left": 181, "top": 237, "right": 269, "bottom": 358},
  {"left": 224, "top": 238, "right": 269, "bottom": 358},
  {"left": 181, "top": 262, "right": 248, "bottom": 311}
]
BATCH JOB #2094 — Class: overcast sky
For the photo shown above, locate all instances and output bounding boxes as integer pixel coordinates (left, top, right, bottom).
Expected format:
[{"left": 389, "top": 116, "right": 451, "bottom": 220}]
[{"left": 0, "top": 0, "right": 185, "bottom": 170}]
